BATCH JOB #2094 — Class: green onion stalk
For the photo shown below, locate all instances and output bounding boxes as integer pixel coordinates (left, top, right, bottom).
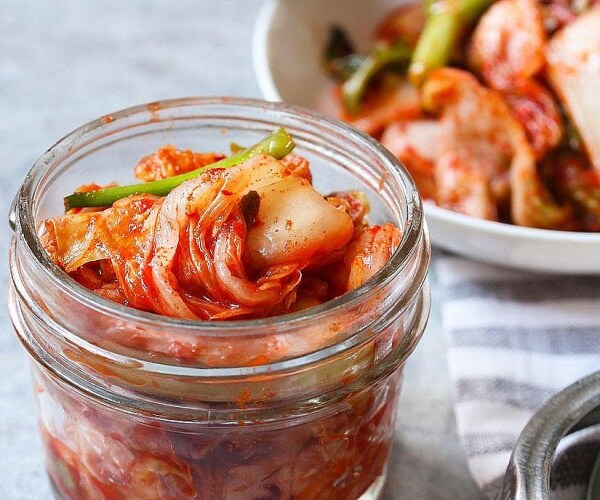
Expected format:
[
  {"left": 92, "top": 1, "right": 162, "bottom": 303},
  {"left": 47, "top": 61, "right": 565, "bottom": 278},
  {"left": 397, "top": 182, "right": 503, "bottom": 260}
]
[
  {"left": 408, "top": 0, "right": 495, "bottom": 87},
  {"left": 341, "top": 41, "right": 412, "bottom": 115},
  {"left": 64, "top": 128, "right": 296, "bottom": 210}
]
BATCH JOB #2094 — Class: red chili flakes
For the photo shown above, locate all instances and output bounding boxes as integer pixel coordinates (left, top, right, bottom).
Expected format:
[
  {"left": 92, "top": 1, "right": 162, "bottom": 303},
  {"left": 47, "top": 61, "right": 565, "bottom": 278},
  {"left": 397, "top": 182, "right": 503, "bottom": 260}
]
[
  {"left": 236, "top": 389, "right": 251, "bottom": 408},
  {"left": 248, "top": 355, "right": 269, "bottom": 366},
  {"left": 147, "top": 102, "right": 161, "bottom": 122}
]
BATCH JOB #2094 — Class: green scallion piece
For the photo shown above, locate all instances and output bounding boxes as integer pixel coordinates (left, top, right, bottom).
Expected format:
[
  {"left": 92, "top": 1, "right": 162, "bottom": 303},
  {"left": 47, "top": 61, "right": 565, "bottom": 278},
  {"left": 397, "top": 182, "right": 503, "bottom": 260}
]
[{"left": 63, "top": 127, "right": 296, "bottom": 210}]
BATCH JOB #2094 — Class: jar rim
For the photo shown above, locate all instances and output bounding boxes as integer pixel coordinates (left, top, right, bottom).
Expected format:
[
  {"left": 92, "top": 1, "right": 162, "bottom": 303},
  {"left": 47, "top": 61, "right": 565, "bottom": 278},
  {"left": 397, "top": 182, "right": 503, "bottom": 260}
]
[{"left": 13, "top": 96, "right": 425, "bottom": 335}]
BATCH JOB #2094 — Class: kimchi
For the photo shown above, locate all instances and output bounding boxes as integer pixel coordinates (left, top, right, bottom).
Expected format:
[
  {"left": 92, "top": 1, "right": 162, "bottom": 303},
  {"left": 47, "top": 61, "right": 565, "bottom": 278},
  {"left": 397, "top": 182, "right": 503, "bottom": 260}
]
[
  {"left": 324, "top": 0, "right": 600, "bottom": 230},
  {"left": 42, "top": 128, "right": 402, "bottom": 346}
]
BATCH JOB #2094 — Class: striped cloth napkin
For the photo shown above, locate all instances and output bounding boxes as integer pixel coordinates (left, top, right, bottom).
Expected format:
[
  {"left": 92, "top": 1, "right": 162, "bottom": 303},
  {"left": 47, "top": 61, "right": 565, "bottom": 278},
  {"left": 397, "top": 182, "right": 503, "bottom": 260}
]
[{"left": 436, "top": 254, "right": 600, "bottom": 498}]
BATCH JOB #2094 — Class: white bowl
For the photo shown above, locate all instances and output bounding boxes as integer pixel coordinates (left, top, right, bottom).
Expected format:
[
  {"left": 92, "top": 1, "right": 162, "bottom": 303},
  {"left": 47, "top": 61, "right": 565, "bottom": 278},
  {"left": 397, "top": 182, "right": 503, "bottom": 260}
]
[{"left": 253, "top": 0, "right": 600, "bottom": 274}]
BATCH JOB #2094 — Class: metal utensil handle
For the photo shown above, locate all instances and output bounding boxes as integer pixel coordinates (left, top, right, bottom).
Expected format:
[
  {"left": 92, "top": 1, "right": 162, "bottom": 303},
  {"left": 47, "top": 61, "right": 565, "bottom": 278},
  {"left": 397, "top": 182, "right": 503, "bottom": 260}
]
[{"left": 501, "top": 371, "right": 600, "bottom": 500}]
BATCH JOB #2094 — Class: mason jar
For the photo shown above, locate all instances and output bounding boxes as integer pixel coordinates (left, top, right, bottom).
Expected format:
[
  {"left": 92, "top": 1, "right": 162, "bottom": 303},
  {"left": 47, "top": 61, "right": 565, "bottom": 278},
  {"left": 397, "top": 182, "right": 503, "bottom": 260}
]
[{"left": 8, "top": 97, "right": 430, "bottom": 499}]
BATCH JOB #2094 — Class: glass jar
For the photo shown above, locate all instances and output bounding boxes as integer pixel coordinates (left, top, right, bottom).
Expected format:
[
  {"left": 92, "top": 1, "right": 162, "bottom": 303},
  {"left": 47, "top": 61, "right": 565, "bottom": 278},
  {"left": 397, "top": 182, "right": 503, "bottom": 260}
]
[{"left": 8, "top": 97, "right": 430, "bottom": 500}]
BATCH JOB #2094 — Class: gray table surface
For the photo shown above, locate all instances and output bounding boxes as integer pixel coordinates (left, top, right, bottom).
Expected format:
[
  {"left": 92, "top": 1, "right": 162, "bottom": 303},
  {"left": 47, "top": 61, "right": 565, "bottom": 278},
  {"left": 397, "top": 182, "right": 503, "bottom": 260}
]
[{"left": 1, "top": 1, "right": 483, "bottom": 498}]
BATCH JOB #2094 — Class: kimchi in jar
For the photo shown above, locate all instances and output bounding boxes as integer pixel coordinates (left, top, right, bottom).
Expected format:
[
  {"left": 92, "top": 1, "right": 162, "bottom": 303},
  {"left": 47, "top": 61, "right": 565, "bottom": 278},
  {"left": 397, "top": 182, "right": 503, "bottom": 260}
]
[{"left": 8, "top": 98, "right": 430, "bottom": 499}]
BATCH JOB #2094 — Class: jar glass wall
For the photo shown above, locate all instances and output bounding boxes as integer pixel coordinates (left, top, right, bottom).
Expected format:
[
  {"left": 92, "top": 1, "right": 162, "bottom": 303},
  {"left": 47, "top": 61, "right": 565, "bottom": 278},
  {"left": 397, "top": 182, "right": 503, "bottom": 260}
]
[{"left": 8, "top": 98, "right": 430, "bottom": 499}]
